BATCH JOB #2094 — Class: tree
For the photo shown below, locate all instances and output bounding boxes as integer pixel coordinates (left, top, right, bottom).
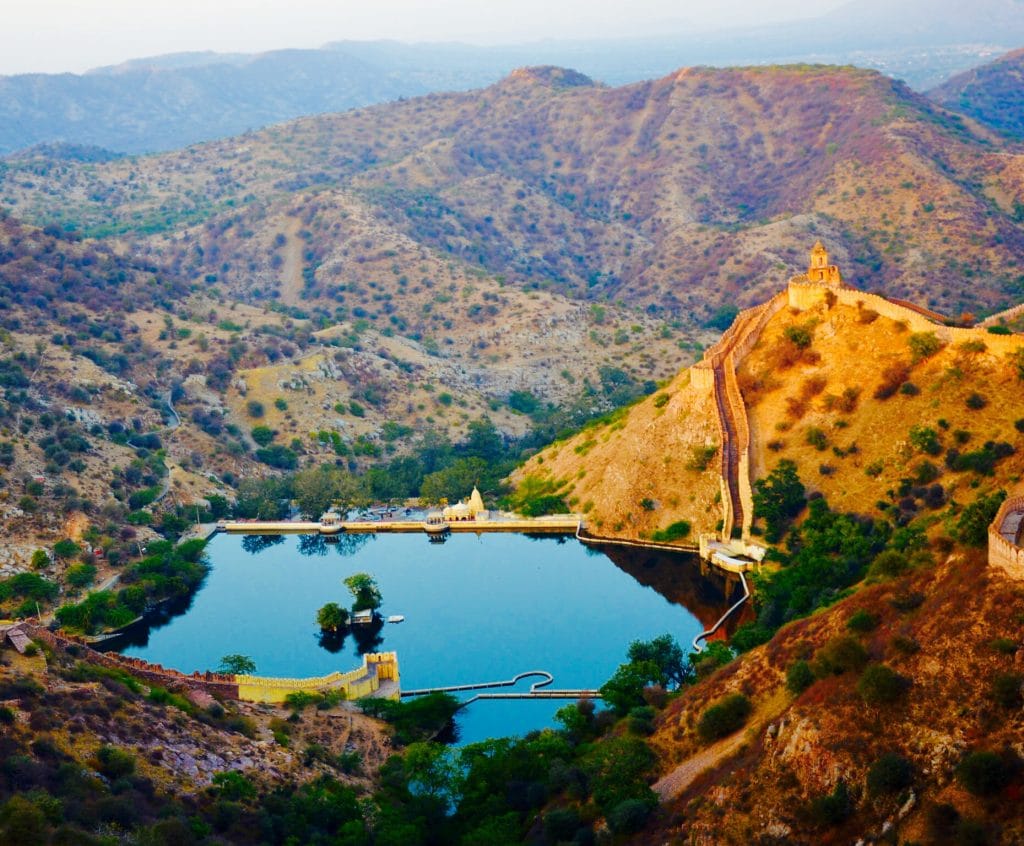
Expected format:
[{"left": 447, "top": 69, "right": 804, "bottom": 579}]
[
  {"left": 30, "top": 550, "right": 49, "bottom": 570},
  {"left": 857, "top": 664, "right": 907, "bottom": 706},
  {"left": 627, "top": 634, "right": 689, "bottom": 688},
  {"left": 218, "top": 654, "right": 257, "bottom": 675},
  {"left": 956, "top": 490, "right": 1006, "bottom": 547},
  {"left": 867, "top": 752, "right": 913, "bottom": 795},
  {"left": 293, "top": 466, "right": 368, "bottom": 520},
  {"left": 956, "top": 750, "right": 1012, "bottom": 797},
  {"left": 600, "top": 660, "right": 663, "bottom": 715},
  {"left": 344, "top": 573, "right": 382, "bottom": 611},
  {"left": 317, "top": 602, "right": 349, "bottom": 632},
  {"left": 753, "top": 460, "right": 806, "bottom": 541}
]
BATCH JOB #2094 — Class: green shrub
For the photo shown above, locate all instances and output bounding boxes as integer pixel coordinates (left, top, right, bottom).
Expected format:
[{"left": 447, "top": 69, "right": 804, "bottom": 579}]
[
  {"left": 965, "top": 392, "right": 987, "bottom": 410},
  {"left": 987, "top": 325, "right": 1012, "bottom": 335},
  {"left": 867, "top": 752, "right": 913, "bottom": 795},
  {"left": 685, "top": 444, "right": 718, "bottom": 472},
  {"left": 697, "top": 693, "right": 751, "bottom": 743},
  {"left": 814, "top": 636, "right": 869, "bottom": 676},
  {"left": 786, "top": 660, "right": 815, "bottom": 695},
  {"left": 956, "top": 750, "right": 1013, "bottom": 797},
  {"left": 95, "top": 745, "right": 135, "bottom": 779},
  {"left": 250, "top": 425, "right": 275, "bottom": 446},
  {"left": 246, "top": 400, "right": 265, "bottom": 418},
  {"left": 871, "top": 549, "right": 909, "bottom": 578},
  {"left": 908, "top": 332, "right": 944, "bottom": 363},
  {"left": 806, "top": 780, "right": 851, "bottom": 828},
  {"left": 784, "top": 325, "right": 813, "bottom": 349},
  {"left": 543, "top": 808, "right": 581, "bottom": 842},
  {"left": 805, "top": 427, "right": 828, "bottom": 451},
  {"left": 607, "top": 797, "right": 655, "bottom": 834},
  {"left": 650, "top": 520, "right": 691, "bottom": 542},
  {"left": 847, "top": 610, "right": 879, "bottom": 633},
  {"left": 991, "top": 673, "right": 1023, "bottom": 709},
  {"left": 909, "top": 425, "right": 942, "bottom": 456},
  {"left": 857, "top": 664, "right": 907, "bottom": 706}
]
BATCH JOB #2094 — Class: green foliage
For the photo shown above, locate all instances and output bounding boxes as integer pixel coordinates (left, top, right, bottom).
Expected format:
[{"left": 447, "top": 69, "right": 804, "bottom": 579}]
[
  {"left": 990, "top": 673, "right": 1023, "bottom": 709},
  {"left": 965, "top": 391, "right": 987, "bottom": 410},
  {"left": 806, "top": 780, "right": 852, "bottom": 828},
  {"left": 805, "top": 426, "right": 828, "bottom": 451},
  {"left": 52, "top": 539, "right": 80, "bottom": 559},
  {"left": 344, "top": 572, "right": 382, "bottom": 611},
  {"left": 65, "top": 563, "right": 97, "bottom": 589},
  {"left": 786, "top": 659, "right": 815, "bottom": 695},
  {"left": 217, "top": 654, "right": 256, "bottom": 675},
  {"left": 730, "top": 622, "right": 774, "bottom": 652},
  {"left": 600, "top": 660, "right": 663, "bottom": 715},
  {"left": 858, "top": 663, "right": 907, "bottom": 706},
  {"left": 95, "top": 745, "right": 135, "bottom": 779},
  {"left": 814, "top": 635, "right": 869, "bottom": 676},
  {"left": 581, "top": 735, "right": 657, "bottom": 813},
  {"left": 867, "top": 752, "right": 913, "bottom": 795},
  {"left": 212, "top": 771, "right": 256, "bottom": 802},
  {"left": 30, "top": 550, "right": 49, "bottom": 570},
  {"left": 847, "top": 609, "right": 878, "bottom": 633},
  {"left": 358, "top": 693, "right": 460, "bottom": 746},
  {"left": 908, "top": 331, "right": 944, "bottom": 363},
  {"left": 250, "top": 425, "right": 275, "bottom": 446},
  {"left": 316, "top": 602, "right": 349, "bottom": 632},
  {"left": 956, "top": 489, "right": 1006, "bottom": 546},
  {"left": 0, "top": 573, "right": 59, "bottom": 604},
  {"left": 784, "top": 324, "right": 813, "bottom": 349},
  {"left": 705, "top": 304, "right": 739, "bottom": 331},
  {"left": 56, "top": 541, "right": 208, "bottom": 634},
  {"left": 753, "top": 498, "right": 888, "bottom": 630},
  {"left": 697, "top": 693, "right": 751, "bottom": 742},
  {"left": 626, "top": 634, "right": 689, "bottom": 687},
  {"left": 1012, "top": 346, "right": 1024, "bottom": 381},
  {"left": 685, "top": 444, "right": 718, "bottom": 472},
  {"left": 956, "top": 750, "right": 1013, "bottom": 796},
  {"left": 752, "top": 459, "right": 806, "bottom": 542},
  {"left": 505, "top": 474, "right": 570, "bottom": 517},
  {"left": 246, "top": 399, "right": 265, "bottom": 418},
  {"left": 292, "top": 465, "right": 368, "bottom": 519},
  {"left": 909, "top": 425, "right": 942, "bottom": 456},
  {"left": 608, "top": 797, "right": 656, "bottom": 834},
  {"left": 650, "top": 520, "right": 691, "bottom": 542},
  {"left": 507, "top": 390, "right": 539, "bottom": 414},
  {"left": 254, "top": 443, "right": 298, "bottom": 469}
]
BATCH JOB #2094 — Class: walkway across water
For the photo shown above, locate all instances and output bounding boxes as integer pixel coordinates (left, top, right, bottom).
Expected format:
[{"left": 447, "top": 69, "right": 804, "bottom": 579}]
[{"left": 402, "top": 670, "right": 600, "bottom": 703}]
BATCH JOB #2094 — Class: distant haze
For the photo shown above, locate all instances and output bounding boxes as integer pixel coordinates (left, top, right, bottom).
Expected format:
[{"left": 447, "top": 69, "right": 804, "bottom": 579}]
[{"left": 5, "top": 0, "right": 848, "bottom": 75}]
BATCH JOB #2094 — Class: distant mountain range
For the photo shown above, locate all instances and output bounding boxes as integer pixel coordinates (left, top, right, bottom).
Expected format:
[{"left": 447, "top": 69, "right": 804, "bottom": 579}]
[{"left": 2, "top": 0, "right": 1023, "bottom": 155}]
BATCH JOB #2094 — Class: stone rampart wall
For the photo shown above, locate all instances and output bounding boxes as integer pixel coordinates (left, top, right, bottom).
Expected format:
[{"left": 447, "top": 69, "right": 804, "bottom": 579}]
[
  {"left": 989, "top": 495, "right": 1024, "bottom": 579},
  {"left": 978, "top": 302, "right": 1024, "bottom": 329},
  {"left": 234, "top": 652, "right": 400, "bottom": 704},
  {"left": 24, "top": 625, "right": 240, "bottom": 697}
]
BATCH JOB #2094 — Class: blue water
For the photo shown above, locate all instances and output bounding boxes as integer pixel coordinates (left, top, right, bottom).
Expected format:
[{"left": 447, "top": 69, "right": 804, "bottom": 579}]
[{"left": 117, "top": 531, "right": 710, "bottom": 744}]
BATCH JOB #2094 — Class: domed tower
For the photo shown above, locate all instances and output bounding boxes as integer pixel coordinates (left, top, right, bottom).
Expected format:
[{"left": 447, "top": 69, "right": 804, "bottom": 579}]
[{"left": 806, "top": 241, "right": 841, "bottom": 284}]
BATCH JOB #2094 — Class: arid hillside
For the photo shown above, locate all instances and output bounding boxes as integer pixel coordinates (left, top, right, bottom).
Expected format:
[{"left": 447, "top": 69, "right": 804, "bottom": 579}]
[
  {"left": 930, "top": 47, "right": 1024, "bottom": 140},
  {"left": 515, "top": 260, "right": 1024, "bottom": 545},
  {"left": 3, "top": 64, "right": 1024, "bottom": 327}
]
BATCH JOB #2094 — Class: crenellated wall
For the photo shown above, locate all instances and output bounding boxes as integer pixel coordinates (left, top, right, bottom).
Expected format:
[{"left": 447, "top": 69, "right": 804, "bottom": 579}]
[
  {"left": 235, "top": 652, "right": 400, "bottom": 704},
  {"left": 989, "top": 494, "right": 1024, "bottom": 579},
  {"left": 21, "top": 623, "right": 401, "bottom": 703}
]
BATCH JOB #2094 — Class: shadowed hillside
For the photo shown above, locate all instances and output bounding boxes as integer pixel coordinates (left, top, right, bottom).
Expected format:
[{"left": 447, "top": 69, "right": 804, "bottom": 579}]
[{"left": 930, "top": 47, "right": 1024, "bottom": 140}]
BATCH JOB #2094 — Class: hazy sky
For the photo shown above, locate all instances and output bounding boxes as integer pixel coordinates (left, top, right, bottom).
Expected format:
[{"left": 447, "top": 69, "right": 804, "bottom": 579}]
[{"left": 2, "top": 0, "right": 849, "bottom": 75}]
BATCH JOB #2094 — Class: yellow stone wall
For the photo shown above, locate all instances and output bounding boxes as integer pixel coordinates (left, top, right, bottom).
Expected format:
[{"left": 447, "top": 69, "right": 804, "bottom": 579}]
[{"left": 235, "top": 652, "right": 400, "bottom": 704}]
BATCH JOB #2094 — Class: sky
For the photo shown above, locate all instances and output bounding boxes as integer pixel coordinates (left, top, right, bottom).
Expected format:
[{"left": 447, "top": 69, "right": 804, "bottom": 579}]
[{"left": 1, "top": 0, "right": 850, "bottom": 76}]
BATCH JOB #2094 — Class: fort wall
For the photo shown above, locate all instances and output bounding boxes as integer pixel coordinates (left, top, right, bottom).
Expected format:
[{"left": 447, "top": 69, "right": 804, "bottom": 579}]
[{"left": 989, "top": 494, "right": 1024, "bottom": 579}]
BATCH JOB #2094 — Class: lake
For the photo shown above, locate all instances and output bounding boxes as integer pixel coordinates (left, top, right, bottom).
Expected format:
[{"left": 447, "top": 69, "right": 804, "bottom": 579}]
[{"left": 110, "top": 531, "right": 736, "bottom": 744}]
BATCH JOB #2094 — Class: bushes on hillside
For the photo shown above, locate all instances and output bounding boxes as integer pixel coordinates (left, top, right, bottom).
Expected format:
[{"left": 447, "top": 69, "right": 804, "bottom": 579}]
[
  {"left": 857, "top": 664, "right": 907, "bottom": 706},
  {"left": 956, "top": 750, "right": 1014, "bottom": 797},
  {"left": 866, "top": 752, "right": 913, "bottom": 795},
  {"left": 752, "top": 459, "right": 806, "bottom": 542},
  {"left": 697, "top": 693, "right": 751, "bottom": 743}
]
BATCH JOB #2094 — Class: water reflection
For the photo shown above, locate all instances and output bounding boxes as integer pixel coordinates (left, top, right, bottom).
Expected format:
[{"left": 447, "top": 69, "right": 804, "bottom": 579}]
[{"left": 106, "top": 532, "right": 740, "bottom": 743}]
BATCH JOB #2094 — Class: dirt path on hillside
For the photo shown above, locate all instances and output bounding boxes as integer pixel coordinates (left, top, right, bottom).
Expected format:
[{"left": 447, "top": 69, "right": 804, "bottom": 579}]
[
  {"left": 654, "top": 690, "right": 788, "bottom": 800},
  {"left": 278, "top": 217, "right": 304, "bottom": 306}
]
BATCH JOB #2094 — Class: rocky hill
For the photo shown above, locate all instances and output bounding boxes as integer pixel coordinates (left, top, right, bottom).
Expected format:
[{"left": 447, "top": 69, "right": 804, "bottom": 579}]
[
  {"left": 516, "top": 247, "right": 1024, "bottom": 544},
  {"left": 4, "top": 64, "right": 1024, "bottom": 327},
  {"left": 930, "top": 47, "right": 1024, "bottom": 140}
]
